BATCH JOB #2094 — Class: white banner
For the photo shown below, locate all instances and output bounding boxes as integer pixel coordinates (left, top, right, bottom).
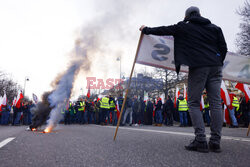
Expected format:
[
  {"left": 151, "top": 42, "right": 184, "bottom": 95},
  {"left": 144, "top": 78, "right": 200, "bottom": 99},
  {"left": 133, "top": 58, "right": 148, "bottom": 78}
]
[
  {"left": 136, "top": 34, "right": 250, "bottom": 84},
  {"left": 32, "top": 93, "right": 38, "bottom": 104}
]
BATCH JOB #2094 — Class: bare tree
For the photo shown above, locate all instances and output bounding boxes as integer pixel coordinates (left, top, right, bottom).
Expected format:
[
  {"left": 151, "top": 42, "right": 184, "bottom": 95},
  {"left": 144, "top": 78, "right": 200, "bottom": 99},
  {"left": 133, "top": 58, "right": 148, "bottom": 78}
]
[
  {"left": 152, "top": 68, "right": 188, "bottom": 98},
  {"left": 236, "top": 0, "right": 250, "bottom": 56},
  {"left": 0, "top": 71, "right": 21, "bottom": 103}
]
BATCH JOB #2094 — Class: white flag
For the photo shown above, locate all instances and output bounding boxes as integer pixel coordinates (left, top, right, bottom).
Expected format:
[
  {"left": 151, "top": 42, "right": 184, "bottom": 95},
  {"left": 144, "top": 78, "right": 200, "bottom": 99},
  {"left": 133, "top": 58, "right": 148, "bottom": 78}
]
[
  {"left": 200, "top": 95, "right": 205, "bottom": 110},
  {"left": 144, "top": 91, "right": 149, "bottom": 101},
  {"left": 2, "top": 92, "right": 7, "bottom": 106},
  {"left": 184, "top": 84, "right": 187, "bottom": 100},
  {"left": 160, "top": 93, "right": 165, "bottom": 102},
  {"left": 220, "top": 80, "right": 231, "bottom": 106},
  {"left": 32, "top": 93, "right": 38, "bottom": 104},
  {"left": 136, "top": 34, "right": 250, "bottom": 84}
]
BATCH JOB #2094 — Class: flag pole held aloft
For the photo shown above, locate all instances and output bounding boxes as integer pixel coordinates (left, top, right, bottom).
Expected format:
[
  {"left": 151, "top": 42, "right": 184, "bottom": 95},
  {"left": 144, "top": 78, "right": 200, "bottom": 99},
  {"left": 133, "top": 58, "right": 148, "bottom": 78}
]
[{"left": 113, "top": 33, "right": 144, "bottom": 141}]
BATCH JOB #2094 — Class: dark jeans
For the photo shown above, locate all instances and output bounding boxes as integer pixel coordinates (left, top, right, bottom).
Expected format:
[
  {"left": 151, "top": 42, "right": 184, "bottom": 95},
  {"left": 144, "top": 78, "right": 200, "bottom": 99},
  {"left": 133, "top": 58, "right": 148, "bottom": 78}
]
[
  {"left": 179, "top": 111, "right": 188, "bottom": 126},
  {"left": 100, "top": 108, "right": 108, "bottom": 124},
  {"left": 156, "top": 110, "right": 163, "bottom": 124},
  {"left": 23, "top": 112, "right": 32, "bottom": 125},
  {"left": 111, "top": 110, "right": 117, "bottom": 125},
  {"left": 76, "top": 111, "right": 81, "bottom": 124},
  {"left": 1, "top": 111, "right": 10, "bottom": 125},
  {"left": 188, "top": 66, "right": 223, "bottom": 144},
  {"left": 64, "top": 112, "right": 70, "bottom": 125},
  {"left": 14, "top": 112, "right": 22, "bottom": 125},
  {"left": 165, "top": 111, "right": 173, "bottom": 125},
  {"left": 134, "top": 112, "right": 140, "bottom": 124}
]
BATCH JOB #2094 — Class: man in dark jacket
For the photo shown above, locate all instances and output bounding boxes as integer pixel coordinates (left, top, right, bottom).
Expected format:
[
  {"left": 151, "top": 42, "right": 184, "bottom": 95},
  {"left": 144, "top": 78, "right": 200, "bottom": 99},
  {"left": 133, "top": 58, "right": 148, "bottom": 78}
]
[
  {"left": 145, "top": 99, "right": 153, "bottom": 125},
  {"left": 117, "top": 94, "right": 124, "bottom": 122},
  {"left": 132, "top": 96, "right": 140, "bottom": 125},
  {"left": 139, "top": 97, "right": 145, "bottom": 125},
  {"left": 140, "top": 6, "right": 227, "bottom": 153},
  {"left": 155, "top": 97, "right": 163, "bottom": 126},
  {"left": 122, "top": 97, "right": 133, "bottom": 126},
  {"left": 164, "top": 96, "right": 174, "bottom": 126}
]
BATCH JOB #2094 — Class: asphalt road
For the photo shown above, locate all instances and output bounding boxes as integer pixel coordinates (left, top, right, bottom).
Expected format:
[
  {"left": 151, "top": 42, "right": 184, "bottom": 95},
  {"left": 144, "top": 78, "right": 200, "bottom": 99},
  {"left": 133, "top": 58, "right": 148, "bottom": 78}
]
[{"left": 0, "top": 124, "right": 250, "bottom": 167}]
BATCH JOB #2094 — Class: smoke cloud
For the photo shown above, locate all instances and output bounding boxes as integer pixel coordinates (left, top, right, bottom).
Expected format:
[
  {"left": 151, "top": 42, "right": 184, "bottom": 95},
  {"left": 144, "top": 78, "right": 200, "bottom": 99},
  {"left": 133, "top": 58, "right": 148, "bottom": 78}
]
[{"left": 32, "top": 0, "right": 143, "bottom": 130}]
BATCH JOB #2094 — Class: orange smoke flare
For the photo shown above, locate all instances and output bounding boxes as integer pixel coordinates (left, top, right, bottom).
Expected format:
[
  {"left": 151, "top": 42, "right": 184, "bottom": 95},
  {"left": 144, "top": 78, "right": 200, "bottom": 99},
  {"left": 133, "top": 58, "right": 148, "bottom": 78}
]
[{"left": 43, "top": 125, "right": 53, "bottom": 133}]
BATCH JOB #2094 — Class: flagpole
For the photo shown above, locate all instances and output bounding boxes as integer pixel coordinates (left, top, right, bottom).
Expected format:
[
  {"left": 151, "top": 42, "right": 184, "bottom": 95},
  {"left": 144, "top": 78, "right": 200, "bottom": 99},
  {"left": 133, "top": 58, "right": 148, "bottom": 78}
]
[
  {"left": 113, "top": 33, "right": 144, "bottom": 141},
  {"left": 247, "top": 124, "right": 250, "bottom": 136}
]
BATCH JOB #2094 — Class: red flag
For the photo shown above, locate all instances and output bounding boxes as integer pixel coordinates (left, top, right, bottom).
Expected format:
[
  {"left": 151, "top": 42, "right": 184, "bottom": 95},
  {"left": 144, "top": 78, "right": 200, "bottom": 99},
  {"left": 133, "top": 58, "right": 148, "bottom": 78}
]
[
  {"left": 184, "top": 84, "right": 188, "bottom": 101},
  {"left": 220, "top": 80, "right": 231, "bottom": 106},
  {"left": 87, "top": 84, "right": 90, "bottom": 98},
  {"left": 174, "top": 87, "right": 180, "bottom": 108},
  {"left": 16, "top": 91, "right": 24, "bottom": 108},
  {"left": 224, "top": 105, "right": 231, "bottom": 124},
  {"left": 200, "top": 95, "right": 205, "bottom": 111},
  {"left": 12, "top": 97, "right": 16, "bottom": 106},
  {"left": 115, "top": 100, "right": 120, "bottom": 119},
  {"left": 0, "top": 96, "right": 2, "bottom": 112},
  {"left": 235, "top": 83, "right": 250, "bottom": 102},
  {"left": 66, "top": 100, "right": 70, "bottom": 110}
]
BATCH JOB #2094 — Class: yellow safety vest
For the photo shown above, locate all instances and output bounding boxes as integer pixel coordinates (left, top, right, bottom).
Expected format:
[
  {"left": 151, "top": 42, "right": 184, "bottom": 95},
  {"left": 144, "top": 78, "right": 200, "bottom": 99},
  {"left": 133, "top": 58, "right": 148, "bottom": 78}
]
[
  {"left": 78, "top": 101, "right": 85, "bottom": 111},
  {"left": 205, "top": 103, "right": 209, "bottom": 108},
  {"left": 69, "top": 103, "right": 76, "bottom": 114},
  {"left": 232, "top": 97, "right": 239, "bottom": 111},
  {"left": 178, "top": 99, "right": 188, "bottom": 111},
  {"left": 100, "top": 97, "right": 110, "bottom": 109},
  {"left": 68, "top": 103, "right": 72, "bottom": 111},
  {"left": 110, "top": 100, "right": 116, "bottom": 108}
]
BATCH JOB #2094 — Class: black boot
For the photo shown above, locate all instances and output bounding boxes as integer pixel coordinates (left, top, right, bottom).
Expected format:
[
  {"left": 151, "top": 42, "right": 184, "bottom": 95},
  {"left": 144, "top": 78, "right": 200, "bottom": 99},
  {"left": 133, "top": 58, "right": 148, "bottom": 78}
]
[
  {"left": 209, "top": 141, "right": 221, "bottom": 153},
  {"left": 185, "top": 139, "right": 209, "bottom": 153}
]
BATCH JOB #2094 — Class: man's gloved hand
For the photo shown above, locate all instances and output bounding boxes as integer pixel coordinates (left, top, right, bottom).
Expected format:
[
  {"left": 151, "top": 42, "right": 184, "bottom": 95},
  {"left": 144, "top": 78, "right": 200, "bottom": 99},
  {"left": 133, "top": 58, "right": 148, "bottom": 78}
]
[{"left": 139, "top": 25, "right": 146, "bottom": 31}]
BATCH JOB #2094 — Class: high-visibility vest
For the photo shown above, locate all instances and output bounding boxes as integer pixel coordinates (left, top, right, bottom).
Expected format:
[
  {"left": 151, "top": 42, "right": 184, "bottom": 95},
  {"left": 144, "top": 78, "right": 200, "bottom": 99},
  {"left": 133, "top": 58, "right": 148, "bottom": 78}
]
[
  {"left": 110, "top": 100, "right": 116, "bottom": 108},
  {"left": 232, "top": 97, "right": 239, "bottom": 110},
  {"left": 78, "top": 101, "right": 85, "bottom": 111},
  {"left": 178, "top": 99, "right": 188, "bottom": 111},
  {"left": 100, "top": 97, "right": 110, "bottom": 109},
  {"left": 68, "top": 103, "right": 72, "bottom": 111},
  {"left": 69, "top": 103, "right": 76, "bottom": 114},
  {"left": 205, "top": 103, "right": 209, "bottom": 108}
]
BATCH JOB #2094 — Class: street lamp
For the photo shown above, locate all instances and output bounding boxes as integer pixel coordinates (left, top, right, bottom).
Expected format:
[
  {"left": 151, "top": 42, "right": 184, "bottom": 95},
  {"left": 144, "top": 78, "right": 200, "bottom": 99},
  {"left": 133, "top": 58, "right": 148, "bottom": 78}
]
[
  {"left": 116, "top": 56, "right": 121, "bottom": 80},
  {"left": 80, "top": 88, "right": 84, "bottom": 96},
  {"left": 23, "top": 76, "right": 29, "bottom": 97}
]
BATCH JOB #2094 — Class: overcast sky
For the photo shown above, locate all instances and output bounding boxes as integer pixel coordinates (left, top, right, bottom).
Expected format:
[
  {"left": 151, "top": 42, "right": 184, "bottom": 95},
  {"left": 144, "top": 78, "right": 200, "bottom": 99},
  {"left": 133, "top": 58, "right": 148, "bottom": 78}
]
[{"left": 0, "top": 0, "right": 246, "bottom": 100}]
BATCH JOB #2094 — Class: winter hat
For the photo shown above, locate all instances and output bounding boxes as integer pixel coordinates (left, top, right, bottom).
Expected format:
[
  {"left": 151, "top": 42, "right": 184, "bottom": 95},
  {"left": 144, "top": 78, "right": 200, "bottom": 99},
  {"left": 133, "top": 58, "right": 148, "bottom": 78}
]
[{"left": 185, "top": 6, "right": 200, "bottom": 20}]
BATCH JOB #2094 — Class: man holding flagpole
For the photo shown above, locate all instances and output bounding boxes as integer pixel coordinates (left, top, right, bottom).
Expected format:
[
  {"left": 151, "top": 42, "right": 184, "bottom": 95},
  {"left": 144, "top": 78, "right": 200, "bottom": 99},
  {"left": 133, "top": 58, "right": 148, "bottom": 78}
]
[{"left": 140, "top": 6, "right": 227, "bottom": 153}]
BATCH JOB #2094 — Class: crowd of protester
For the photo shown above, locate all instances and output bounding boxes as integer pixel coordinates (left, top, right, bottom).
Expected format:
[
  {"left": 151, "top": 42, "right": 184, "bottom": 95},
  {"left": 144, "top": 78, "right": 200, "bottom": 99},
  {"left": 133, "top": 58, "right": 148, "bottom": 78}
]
[
  {"left": 0, "top": 93, "right": 249, "bottom": 128},
  {"left": 0, "top": 100, "right": 35, "bottom": 126}
]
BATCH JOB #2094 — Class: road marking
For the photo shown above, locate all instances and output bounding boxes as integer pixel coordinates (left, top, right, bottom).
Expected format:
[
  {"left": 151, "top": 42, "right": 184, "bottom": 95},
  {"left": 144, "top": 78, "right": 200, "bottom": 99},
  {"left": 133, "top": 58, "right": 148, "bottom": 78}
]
[
  {"left": 104, "top": 126, "right": 250, "bottom": 142},
  {"left": 0, "top": 137, "right": 15, "bottom": 149}
]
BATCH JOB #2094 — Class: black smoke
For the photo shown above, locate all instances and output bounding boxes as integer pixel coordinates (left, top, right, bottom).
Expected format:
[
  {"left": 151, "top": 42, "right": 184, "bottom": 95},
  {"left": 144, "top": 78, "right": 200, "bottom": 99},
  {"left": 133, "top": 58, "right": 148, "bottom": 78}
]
[{"left": 29, "top": 92, "right": 53, "bottom": 129}]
